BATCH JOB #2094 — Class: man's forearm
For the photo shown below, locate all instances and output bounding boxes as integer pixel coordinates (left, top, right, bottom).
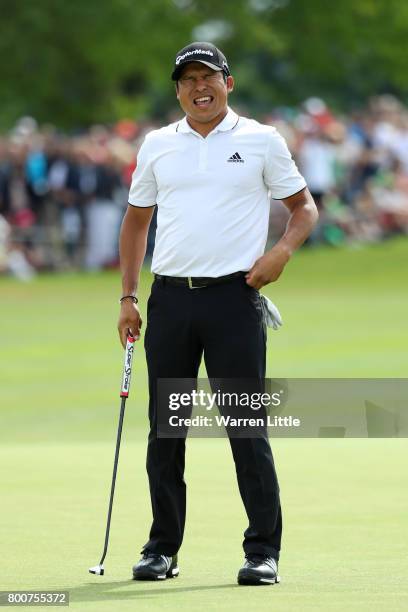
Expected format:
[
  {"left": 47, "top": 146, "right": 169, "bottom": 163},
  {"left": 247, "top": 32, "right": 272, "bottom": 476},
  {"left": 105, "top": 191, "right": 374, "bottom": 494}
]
[
  {"left": 119, "top": 206, "right": 154, "bottom": 296},
  {"left": 245, "top": 189, "right": 318, "bottom": 288},
  {"left": 120, "top": 228, "right": 147, "bottom": 296},
  {"left": 276, "top": 193, "right": 319, "bottom": 258}
]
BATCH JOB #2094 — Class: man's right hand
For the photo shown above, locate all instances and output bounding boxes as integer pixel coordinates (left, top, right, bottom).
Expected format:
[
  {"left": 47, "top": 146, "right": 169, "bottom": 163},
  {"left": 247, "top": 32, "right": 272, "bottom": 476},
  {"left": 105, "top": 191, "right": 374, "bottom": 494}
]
[{"left": 118, "top": 300, "right": 142, "bottom": 348}]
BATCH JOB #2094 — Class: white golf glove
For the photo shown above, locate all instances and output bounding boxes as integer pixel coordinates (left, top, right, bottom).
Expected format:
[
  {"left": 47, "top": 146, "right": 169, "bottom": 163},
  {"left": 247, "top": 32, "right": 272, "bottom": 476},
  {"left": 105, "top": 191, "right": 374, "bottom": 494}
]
[{"left": 260, "top": 294, "right": 283, "bottom": 330}]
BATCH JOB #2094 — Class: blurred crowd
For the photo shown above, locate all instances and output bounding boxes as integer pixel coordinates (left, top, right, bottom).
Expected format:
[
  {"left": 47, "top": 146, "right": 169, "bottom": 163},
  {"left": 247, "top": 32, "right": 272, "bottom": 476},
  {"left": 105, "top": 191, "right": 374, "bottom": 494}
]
[{"left": 1, "top": 94, "right": 408, "bottom": 280}]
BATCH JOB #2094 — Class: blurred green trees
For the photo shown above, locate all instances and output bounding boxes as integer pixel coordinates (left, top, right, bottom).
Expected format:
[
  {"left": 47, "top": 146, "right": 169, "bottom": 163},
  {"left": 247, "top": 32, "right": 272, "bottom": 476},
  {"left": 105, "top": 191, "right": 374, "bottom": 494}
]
[{"left": 0, "top": 0, "right": 407, "bottom": 128}]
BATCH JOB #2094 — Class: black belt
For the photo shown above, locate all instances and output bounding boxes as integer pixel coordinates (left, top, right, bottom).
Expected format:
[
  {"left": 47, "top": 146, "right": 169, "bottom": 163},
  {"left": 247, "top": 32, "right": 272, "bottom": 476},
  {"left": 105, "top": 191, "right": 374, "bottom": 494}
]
[{"left": 154, "top": 271, "right": 245, "bottom": 289}]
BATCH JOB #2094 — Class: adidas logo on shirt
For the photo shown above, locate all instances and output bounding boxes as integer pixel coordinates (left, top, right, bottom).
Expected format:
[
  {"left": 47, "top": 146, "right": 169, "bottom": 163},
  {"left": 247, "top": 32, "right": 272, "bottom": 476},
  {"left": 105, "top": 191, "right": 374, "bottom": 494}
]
[{"left": 227, "top": 152, "right": 244, "bottom": 163}]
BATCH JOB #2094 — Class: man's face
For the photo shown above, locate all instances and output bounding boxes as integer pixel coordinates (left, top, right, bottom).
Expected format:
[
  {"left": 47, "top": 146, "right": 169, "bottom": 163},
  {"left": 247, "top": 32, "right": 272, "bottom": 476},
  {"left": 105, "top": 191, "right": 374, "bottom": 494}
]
[{"left": 176, "top": 62, "right": 234, "bottom": 124}]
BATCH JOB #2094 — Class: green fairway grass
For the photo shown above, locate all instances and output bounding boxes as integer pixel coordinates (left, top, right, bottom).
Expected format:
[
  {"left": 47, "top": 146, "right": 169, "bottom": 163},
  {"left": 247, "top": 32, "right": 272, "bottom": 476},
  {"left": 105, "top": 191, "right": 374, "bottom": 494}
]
[
  {"left": 1, "top": 440, "right": 407, "bottom": 611},
  {"left": 1, "top": 239, "right": 407, "bottom": 610}
]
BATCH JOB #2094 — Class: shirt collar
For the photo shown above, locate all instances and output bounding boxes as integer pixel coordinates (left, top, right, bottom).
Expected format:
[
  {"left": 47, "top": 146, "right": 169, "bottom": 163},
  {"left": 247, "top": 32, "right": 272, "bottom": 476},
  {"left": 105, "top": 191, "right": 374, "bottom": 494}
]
[{"left": 177, "top": 107, "right": 239, "bottom": 135}]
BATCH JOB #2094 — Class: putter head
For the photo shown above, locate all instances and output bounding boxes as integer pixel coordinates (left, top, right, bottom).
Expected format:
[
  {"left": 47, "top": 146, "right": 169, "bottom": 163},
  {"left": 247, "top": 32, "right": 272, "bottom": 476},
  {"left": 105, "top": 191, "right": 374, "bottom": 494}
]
[{"left": 89, "top": 564, "right": 104, "bottom": 575}]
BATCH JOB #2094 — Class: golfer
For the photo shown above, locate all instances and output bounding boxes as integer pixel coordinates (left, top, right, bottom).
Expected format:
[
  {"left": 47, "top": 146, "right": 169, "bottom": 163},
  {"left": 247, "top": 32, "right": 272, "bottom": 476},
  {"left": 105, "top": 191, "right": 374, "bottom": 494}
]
[{"left": 118, "top": 42, "right": 318, "bottom": 585}]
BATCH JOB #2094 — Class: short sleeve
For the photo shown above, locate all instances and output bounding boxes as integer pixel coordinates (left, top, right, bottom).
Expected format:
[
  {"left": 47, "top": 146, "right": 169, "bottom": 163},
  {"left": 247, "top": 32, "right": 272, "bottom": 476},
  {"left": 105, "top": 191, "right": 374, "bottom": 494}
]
[
  {"left": 263, "top": 129, "right": 307, "bottom": 200},
  {"left": 128, "top": 136, "right": 157, "bottom": 207}
]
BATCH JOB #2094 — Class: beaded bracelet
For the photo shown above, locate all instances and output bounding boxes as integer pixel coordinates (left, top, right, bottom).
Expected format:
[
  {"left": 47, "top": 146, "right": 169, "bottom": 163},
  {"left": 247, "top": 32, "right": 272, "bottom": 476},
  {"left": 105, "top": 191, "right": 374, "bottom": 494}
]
[{"left": 119, "top": 295, "right": 138, "bottom": 304}]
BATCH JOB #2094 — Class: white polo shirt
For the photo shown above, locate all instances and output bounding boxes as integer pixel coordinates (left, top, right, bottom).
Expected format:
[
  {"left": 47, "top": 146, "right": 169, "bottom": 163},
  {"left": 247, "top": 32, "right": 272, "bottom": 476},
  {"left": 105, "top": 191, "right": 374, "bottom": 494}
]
[{"left": 128, "top": 107, "right": 306, "bottom": 277}]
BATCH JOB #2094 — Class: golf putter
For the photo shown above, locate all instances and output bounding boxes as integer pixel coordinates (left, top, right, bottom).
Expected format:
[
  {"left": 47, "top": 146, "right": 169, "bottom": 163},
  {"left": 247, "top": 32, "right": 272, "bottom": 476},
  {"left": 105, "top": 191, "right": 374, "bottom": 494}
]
[{"left": 89, "top": 334, "right": 135, "bottom": 576}]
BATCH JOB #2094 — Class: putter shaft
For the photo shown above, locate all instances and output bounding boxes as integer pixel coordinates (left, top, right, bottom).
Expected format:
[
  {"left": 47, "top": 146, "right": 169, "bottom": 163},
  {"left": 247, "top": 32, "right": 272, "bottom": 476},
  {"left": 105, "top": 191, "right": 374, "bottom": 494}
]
[{"left": 89, "top": 335, "right": 135, "bottom": 575}]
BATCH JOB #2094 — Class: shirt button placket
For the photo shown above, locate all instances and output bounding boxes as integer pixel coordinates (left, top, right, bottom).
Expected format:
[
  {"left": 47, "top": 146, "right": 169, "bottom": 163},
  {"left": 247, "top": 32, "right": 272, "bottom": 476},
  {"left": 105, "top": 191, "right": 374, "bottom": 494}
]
[{"left": 198, "top": 138, "right": 208, "bottom": 172}]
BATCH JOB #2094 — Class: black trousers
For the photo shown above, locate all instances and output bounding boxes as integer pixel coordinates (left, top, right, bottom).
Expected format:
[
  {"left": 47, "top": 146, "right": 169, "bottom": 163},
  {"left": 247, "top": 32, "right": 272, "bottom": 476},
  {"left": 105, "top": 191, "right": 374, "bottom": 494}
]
[{"left": 143, "top": 274, "right": 282, "bottom": 559}]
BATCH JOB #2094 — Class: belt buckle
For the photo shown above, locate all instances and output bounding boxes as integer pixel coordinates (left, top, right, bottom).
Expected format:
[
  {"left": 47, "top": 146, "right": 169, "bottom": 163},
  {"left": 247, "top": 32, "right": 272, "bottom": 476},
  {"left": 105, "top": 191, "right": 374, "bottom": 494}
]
[{"left": 188, "top": 277, "right": 204, "bottom": 289}]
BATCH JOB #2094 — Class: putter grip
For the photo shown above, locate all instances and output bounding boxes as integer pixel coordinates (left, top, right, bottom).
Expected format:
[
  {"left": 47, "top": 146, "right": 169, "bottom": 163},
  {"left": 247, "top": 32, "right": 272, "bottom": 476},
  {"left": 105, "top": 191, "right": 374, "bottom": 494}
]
[{"left": 120, "top": 335, "right": 135, "bottom": 397}]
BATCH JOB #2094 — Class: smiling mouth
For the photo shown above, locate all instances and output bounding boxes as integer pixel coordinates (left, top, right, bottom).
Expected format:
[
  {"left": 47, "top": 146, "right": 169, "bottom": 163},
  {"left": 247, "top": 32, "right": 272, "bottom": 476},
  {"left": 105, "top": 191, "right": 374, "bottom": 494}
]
[{"left": 193, "top": 95, "right": 214, "bottom": 107}]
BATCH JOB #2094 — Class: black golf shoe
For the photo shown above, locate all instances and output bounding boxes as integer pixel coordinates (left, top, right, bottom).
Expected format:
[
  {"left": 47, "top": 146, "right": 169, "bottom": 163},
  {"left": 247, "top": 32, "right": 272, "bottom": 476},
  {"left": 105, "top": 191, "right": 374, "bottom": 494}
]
[
  {"left": 132, "top": 552, "right": 179, "bottom": 581},
  {"left": 237, "top": 553, "right": 280, "bottom": 585}
]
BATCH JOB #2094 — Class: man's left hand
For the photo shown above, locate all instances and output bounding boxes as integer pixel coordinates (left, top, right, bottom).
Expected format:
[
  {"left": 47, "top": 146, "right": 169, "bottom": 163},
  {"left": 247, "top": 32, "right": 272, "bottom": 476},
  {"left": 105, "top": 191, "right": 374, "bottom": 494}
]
[{"left": 245, "top": 244, "right": 291, "bottom": 290}]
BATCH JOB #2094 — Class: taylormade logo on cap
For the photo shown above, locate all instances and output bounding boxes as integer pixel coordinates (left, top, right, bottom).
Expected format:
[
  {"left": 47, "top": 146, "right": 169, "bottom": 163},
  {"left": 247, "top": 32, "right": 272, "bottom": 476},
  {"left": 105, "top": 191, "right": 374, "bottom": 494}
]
[
  {"left": 175, "top": 49, "right": 214, "bottom": 65},
  {"left": 171, "top": 42, "right": 230, "bottom": 80}
]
